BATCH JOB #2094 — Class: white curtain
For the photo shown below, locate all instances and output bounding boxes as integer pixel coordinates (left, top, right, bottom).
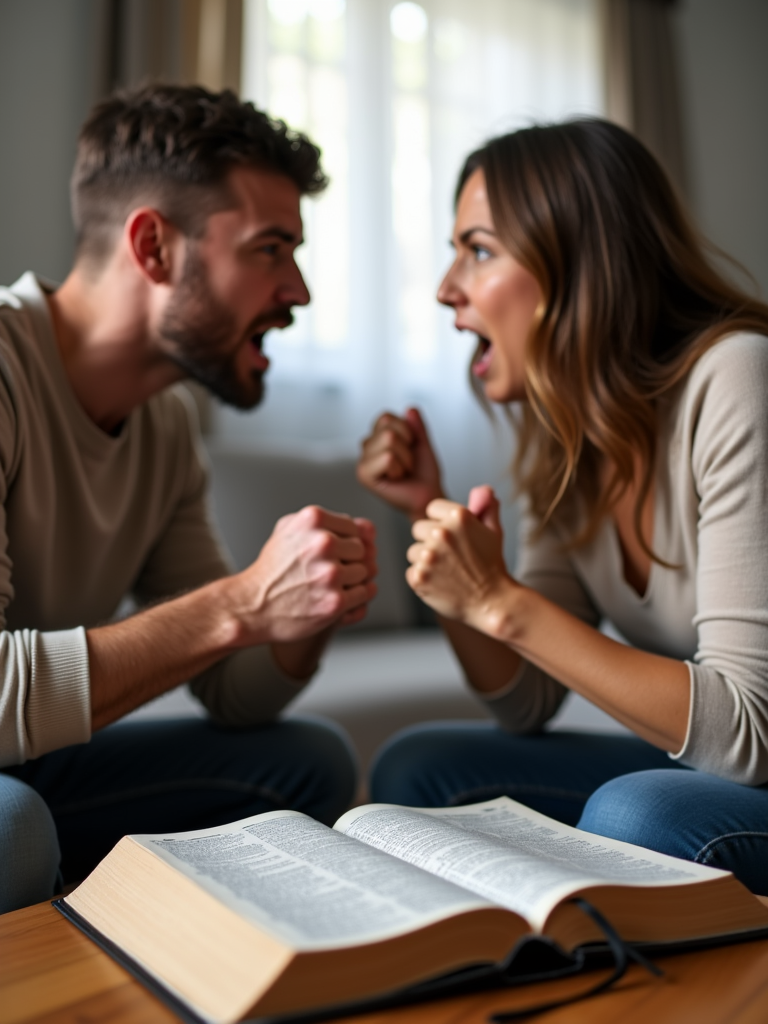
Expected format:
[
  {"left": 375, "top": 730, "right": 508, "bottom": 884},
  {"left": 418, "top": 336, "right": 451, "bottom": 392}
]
[{"left": 218, "top": 0, "right": 604, "bottom": 505}]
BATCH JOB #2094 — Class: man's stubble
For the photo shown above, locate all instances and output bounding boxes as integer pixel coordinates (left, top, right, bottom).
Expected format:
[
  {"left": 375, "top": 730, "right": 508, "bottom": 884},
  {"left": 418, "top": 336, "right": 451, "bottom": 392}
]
[{"left": 159, "top": 245, "right": 270, "bottom": 410}]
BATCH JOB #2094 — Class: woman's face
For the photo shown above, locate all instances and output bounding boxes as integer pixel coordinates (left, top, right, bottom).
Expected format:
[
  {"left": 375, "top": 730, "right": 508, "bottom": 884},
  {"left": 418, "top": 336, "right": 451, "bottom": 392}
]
[{"left": 437, "top": 168, "right": 542, "bottom": 404}]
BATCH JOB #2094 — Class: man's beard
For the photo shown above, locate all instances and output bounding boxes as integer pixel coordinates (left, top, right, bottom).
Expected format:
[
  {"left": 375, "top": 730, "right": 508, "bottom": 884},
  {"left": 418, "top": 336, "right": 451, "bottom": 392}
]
[{"left": 159, "top": 247, "right": 290, "bottom": 410}]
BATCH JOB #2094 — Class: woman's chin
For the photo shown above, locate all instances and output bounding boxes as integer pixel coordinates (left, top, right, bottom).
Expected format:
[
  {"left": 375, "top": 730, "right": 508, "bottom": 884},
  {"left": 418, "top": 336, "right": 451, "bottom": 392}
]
[{"left": 481, "top": 378, "right": 524, "bottom": 404}]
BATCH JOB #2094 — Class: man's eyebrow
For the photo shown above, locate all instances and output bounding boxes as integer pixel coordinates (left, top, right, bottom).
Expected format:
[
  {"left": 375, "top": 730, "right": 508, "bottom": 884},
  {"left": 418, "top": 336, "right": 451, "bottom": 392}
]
[{"left": 241, "top": 226, "right": 303, "bottom": 245}]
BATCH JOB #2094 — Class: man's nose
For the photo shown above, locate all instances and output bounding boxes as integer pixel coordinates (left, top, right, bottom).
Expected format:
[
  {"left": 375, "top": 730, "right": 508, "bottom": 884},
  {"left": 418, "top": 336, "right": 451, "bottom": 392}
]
[{"left": 277, "top": 259, "right": 311, "bottom": 308}]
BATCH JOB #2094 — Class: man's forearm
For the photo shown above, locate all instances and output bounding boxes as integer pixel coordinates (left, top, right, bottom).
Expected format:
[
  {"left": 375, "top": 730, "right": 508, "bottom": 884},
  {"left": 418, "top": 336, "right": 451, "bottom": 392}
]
[
  {"left": 88, "top": 506, "right": 376, "bottom": 730},
  {"left": 88, "top": 577, "right": 239, "bottom": 730}
]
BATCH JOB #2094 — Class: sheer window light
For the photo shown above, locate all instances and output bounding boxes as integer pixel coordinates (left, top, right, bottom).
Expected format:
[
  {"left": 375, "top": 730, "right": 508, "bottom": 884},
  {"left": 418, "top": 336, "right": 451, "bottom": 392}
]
[{"left": 231, "top": 0, "right": 602, "bottom": 496}]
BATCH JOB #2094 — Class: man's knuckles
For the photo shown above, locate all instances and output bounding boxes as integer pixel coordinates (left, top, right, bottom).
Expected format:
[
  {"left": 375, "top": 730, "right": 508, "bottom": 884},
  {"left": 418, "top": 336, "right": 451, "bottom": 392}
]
[{"left": 317, "top": 590, "right": 346, "bottom": 618}]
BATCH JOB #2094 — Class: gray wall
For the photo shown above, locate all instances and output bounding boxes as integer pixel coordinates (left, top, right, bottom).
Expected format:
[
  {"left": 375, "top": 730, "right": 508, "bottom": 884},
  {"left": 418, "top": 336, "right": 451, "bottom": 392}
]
[
  {"left": 0, "top": 0, "right": 766, "bottom": 292},
  {"left": 0, "top": 0, "right": 104, "bottom": 285},
  {"left": 675, "top": 0, "right": 768, "bottom": 295}
]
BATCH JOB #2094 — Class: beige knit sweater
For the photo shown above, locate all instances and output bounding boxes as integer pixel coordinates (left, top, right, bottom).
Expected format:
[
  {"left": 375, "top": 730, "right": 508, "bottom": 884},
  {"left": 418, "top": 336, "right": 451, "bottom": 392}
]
[
  {"left": 486, "top": 331, "right": 768, "bottom": 786},
  {"left": 0, "top": 273, "right": 303, "bottom": 767}
]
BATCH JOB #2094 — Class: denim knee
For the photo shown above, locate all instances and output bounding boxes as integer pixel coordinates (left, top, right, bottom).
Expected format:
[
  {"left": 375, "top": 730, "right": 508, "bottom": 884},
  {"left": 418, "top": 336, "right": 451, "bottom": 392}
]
[
  {"left": 0, "top": 774, "right": 60, "bottom": 913},
  {"left": 577, "top": 768, "right": 768, "bottom": 894},
  {"left": 578, "top": 770, "right": 671, "bottom": 850},
  {"left": 369, "top": 726, "right": 440, "bottom": 806},
  {"left": 284, "top": 717, "right": 359, "bottom": 824}
]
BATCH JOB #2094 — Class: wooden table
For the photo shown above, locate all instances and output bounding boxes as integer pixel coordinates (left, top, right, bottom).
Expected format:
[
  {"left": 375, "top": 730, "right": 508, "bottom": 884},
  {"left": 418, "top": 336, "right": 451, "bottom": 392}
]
[{"left": 3, "top": 900, "right": 768, "bottom": 1024}]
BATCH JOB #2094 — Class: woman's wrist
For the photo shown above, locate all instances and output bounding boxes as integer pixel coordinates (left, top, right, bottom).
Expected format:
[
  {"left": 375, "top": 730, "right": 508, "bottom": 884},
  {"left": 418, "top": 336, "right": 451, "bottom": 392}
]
[{"left": 470, "top": 576, "right": 530, "bottom": 648}]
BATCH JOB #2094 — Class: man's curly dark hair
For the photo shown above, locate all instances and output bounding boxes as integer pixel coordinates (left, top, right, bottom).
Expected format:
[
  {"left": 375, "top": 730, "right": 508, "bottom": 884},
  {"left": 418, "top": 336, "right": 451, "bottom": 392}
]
[{"left": 71, "top": 83, "right": 328, "bottom": 269}]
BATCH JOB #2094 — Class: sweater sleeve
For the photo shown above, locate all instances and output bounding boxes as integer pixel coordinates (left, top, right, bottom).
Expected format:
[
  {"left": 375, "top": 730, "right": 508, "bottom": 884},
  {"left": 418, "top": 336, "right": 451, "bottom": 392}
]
[
  {"left": 0, "top": 627, "right": 91, "bottom": 766},
  {"left": 670, "top": 335, "right": 768, "bottom": 784},
  {"left": 132, "top": 389, "right": 313, "bottom": 726},
  {"left": 189, "top": 647, "right": 308, "bottom": 726},
  {"left": 0, "top": 350, "right": 92, "bottom": 766},
  {"left": 480, "top": 508, "right": 601, "bottom": 733}
]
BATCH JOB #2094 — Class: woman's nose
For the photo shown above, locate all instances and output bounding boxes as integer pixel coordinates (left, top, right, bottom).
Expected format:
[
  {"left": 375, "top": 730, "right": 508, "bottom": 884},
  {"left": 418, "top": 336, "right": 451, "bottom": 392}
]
[{"left": 437, "top": 263, "right": 463, "bottom": 307}]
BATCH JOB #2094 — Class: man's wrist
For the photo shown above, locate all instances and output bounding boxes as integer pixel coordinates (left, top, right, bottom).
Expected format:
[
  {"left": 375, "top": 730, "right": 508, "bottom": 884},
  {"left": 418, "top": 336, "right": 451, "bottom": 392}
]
[
  {"left": 206, "top": 570, "right": 274, "bottom": 651},
  {"left": 192, "top": 574, "right": 259, "bottom": 654}
]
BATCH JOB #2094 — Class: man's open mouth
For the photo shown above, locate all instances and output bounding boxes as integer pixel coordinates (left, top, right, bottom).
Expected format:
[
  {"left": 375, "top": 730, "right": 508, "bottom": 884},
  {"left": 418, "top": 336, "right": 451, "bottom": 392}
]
[{"left": 247, "top": 332, "right": 270, "bottom": 372}]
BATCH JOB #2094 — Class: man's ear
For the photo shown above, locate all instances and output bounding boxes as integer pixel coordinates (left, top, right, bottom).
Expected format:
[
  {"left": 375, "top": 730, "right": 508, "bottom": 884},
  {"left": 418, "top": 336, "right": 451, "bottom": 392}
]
[{"left": 125, "top": 208, "right": 176, "bottom": 283}]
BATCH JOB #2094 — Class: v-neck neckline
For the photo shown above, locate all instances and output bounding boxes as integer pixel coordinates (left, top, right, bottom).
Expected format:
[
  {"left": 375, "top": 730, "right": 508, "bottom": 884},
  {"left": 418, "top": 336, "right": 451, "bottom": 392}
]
[{"left": 608, "top": 479, "right": 658, "bottom": 604}]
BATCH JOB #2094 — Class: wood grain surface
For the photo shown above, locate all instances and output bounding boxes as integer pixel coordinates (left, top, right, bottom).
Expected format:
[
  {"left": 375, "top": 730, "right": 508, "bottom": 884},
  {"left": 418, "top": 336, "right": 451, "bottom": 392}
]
[{"left": 3, "top": 901, "right": 768, "bottom": 1024}]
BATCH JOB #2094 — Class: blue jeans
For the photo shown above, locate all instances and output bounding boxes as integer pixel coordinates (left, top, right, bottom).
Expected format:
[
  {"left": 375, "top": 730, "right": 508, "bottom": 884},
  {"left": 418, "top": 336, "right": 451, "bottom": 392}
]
[
  {"left": 370, "top": 723, "right": 768, "bottom": 895},
  {"left": 0, "top": 716, "right": 356, "bottom": 913}
]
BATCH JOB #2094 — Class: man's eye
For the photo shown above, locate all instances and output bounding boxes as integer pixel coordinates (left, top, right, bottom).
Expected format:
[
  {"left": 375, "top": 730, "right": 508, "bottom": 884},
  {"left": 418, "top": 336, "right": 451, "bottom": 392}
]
[{"left": 260, "top": 244, "right": 279, "bottom": 256}]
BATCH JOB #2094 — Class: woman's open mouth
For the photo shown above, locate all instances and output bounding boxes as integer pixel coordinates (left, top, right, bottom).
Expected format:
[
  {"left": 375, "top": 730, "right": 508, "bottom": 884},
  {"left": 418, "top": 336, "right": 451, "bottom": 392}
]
[{"left": 472, "top": 335, "right": 493, "bottom": 377}]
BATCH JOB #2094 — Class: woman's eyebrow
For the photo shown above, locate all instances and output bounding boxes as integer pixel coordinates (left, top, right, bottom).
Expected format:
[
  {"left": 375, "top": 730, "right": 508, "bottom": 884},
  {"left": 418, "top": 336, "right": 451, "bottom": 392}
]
[{"left": 457, "top": 226, "right": 498, "bottom": 245}]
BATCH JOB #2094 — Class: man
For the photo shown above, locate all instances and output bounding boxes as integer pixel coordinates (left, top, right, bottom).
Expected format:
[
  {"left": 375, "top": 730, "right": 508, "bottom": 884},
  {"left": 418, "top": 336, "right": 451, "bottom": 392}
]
[{"left": 0, "top": 84, "right": 377, "bottom": 913}]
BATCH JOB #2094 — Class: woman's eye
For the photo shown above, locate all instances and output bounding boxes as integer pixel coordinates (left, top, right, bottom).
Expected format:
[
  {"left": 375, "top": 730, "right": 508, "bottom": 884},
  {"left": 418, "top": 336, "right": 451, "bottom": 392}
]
[{"left": 473, "top": 245, "right": 492, "bottom": 262}]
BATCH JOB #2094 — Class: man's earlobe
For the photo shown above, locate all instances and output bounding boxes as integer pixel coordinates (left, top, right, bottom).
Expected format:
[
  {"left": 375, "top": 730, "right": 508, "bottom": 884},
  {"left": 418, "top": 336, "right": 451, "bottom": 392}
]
[{"left": 126, "top": 208, "right": 173, "bottom": 283}]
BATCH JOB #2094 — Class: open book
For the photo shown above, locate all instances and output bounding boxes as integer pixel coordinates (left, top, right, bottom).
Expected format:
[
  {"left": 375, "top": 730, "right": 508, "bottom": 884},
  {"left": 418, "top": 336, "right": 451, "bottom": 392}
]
[{"left": 56, "top": 796, "right": 768, "bottom": 1024}]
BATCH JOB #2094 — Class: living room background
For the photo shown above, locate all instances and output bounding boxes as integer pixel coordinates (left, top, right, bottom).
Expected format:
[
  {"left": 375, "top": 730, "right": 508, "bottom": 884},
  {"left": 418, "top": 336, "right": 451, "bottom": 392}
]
[{"left": 0, "top": 0, "right": 766, "bottom": 510}]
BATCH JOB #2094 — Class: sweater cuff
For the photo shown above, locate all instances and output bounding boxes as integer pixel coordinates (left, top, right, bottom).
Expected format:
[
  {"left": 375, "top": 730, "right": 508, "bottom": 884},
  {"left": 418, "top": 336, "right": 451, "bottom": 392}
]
[
  {"left": 479, "top": 658, "right": 527, "bottom": 704},
  {"left": 189, "top": 644, "right": 308, "bottom": 726},
  {"left": 668, "top": 661, "right": 768, "bottom": 785},
  {"left": 26, "top": 627, "right": 91, "bottom": 758}
]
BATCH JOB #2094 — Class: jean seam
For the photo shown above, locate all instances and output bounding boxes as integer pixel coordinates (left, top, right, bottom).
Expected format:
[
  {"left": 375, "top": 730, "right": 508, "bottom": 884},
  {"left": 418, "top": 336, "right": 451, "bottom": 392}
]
[
  {"left": 50, "top": 779, "right": 289, "bottom": 816},
  {"left": 446, "top": 783, "right": 593, "bottom": 807},
  {"left": 696, "top": 830, "right": 768, "bottom": 866}
]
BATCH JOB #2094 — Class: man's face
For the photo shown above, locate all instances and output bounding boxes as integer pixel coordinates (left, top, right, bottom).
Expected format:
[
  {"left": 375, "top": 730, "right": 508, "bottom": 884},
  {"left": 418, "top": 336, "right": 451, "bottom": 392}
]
[{"left": 158, "top": 166, "right": 310, "bottom": 409}]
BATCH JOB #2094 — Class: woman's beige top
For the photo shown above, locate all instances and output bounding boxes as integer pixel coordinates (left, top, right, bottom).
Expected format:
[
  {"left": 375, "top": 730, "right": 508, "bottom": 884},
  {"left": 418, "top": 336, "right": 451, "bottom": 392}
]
[{"left": 486, "top": 332, "right": 768, "bottom": 786}]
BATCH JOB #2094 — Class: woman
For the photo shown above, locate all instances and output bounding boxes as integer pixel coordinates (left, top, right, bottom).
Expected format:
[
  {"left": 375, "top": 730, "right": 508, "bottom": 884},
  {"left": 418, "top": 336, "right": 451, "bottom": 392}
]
[{"left": 357, "top": 119, "right": 768, "bottom": 894}]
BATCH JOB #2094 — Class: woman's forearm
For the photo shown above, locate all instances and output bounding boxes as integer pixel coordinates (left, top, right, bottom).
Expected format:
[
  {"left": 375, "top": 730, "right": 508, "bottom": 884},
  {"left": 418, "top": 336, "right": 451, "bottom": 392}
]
[
  {"left": 484, "top": 582, "right": 690, "bottom": 752},
  {"left": 407, "top": 497, "right": 690, "bottom": 752},
  {"left": 438, "top": 614, "right": 523, "bottom": 694}
]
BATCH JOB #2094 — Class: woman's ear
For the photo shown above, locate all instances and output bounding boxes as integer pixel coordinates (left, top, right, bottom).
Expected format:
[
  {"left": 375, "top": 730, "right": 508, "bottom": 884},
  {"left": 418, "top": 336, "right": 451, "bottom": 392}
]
[{"left": 124, "top": 208, "right": 176, "bottom": 284}]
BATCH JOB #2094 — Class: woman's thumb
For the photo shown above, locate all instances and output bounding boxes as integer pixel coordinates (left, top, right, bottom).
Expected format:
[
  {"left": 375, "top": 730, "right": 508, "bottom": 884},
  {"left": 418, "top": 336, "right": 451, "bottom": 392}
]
[
  {"left": 468, "top": 485, "right": 502, "bottom": 534},
  {"left": 405, "top": 406, "right": 428, "bottom": 440}
]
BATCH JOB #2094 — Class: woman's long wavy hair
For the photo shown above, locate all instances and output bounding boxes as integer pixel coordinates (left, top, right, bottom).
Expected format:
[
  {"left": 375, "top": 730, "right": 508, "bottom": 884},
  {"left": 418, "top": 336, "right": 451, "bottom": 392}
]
[{"left": 458, "top": 119, "right": 768, "bottom": 559}]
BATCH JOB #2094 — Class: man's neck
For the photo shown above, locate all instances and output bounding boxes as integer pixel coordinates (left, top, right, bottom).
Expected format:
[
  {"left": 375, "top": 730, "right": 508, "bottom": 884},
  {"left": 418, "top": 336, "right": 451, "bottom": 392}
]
[{"left": 46, "top": 261, "right": 184, "bottom": 434}]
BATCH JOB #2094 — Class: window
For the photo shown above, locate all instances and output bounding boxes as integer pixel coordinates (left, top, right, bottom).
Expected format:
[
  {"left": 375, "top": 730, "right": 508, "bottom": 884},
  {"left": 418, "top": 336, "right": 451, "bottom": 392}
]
[{"left": 228, "top": 0, "right": 603, "bottom": 498}]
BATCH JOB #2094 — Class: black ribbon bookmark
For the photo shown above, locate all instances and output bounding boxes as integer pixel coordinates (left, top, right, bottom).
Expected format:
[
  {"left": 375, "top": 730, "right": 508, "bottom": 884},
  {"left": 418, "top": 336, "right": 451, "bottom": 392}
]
[
  {"left": 53, "top": 896, "right": 664, "bottom": 1024},
  {"left": 257, "top": 898, "right": 663, "bottom": 1024},
  {"left": 487, "top": 898, "right": 663, "bottom": 1022}
]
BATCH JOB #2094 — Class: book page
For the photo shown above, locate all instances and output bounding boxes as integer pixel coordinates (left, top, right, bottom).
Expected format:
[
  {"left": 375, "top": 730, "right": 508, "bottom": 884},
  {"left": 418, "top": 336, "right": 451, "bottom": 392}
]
[
  {"left": 335, "top": 797, "right": 725, "bottom": 932},
  {"left": 133, "top": 811, "right": 497, "bottom": 951}
]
